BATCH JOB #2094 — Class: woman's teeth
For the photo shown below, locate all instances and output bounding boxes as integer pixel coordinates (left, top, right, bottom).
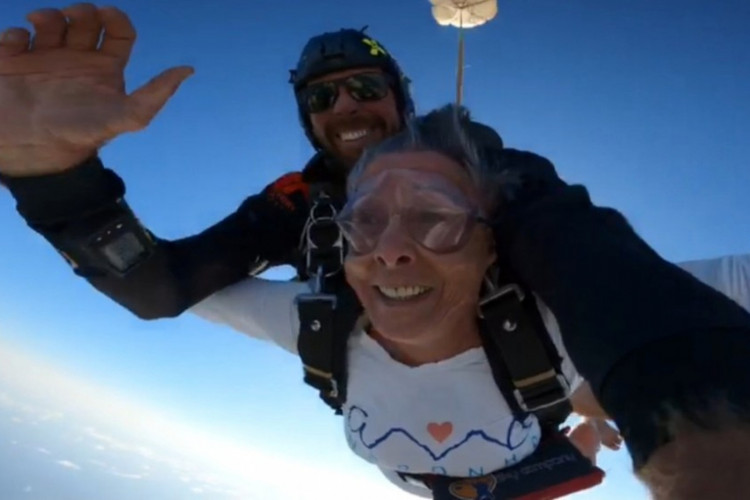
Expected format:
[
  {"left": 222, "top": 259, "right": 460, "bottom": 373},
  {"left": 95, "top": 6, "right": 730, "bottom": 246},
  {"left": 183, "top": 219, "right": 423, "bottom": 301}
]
[{"left": 377, "top": 286, "right": 431, "bottom": 300}]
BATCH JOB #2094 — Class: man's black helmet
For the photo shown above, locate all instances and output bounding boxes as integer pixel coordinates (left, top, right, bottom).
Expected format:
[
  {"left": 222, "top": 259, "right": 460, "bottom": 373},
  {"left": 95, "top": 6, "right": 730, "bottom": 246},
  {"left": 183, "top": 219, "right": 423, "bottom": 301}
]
[{"left": 289, "top": 28, "right": 415, "bottom": 151}]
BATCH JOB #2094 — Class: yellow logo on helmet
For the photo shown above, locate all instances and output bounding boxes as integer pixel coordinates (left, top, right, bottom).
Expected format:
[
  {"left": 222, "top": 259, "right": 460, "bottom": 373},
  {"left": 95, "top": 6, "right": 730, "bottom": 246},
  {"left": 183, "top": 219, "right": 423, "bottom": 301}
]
[{"left": 362, "top": 38, "right": 387, "bottom": 56}]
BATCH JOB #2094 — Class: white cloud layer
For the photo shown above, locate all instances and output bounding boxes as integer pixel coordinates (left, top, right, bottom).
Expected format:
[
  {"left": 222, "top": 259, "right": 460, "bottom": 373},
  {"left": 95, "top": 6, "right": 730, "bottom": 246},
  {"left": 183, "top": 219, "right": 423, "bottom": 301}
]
[{"left": 0, "top": 339, "right": 415, "bottom": 499}]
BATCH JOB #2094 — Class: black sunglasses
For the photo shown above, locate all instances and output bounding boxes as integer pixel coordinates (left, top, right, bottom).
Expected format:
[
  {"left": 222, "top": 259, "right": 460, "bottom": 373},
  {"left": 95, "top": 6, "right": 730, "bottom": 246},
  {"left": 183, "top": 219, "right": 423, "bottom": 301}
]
[{"left": 300, "top": 73, "right": 392, "bottom": 114}]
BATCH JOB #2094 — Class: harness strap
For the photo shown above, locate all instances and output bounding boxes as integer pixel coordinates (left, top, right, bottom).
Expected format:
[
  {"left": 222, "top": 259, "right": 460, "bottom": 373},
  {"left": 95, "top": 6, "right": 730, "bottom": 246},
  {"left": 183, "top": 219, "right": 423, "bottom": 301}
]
[{"left": 478, "top": 277, "right": 572, "bottom": 428}]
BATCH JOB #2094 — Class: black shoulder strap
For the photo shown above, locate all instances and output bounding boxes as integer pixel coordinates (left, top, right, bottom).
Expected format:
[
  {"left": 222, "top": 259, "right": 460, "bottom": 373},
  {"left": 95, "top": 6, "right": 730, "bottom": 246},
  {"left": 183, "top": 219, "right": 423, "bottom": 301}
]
[
  {"left": 478, "top": 270, "right": 572, "bottom": 429},
  {"left": 296, "top": 276, "right": 361, "bottom": 413}
]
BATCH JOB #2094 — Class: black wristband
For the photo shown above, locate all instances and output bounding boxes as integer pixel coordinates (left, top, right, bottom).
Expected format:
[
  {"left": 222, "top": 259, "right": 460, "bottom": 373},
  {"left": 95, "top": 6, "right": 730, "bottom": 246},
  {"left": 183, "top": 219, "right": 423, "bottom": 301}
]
[{"left": 3, "top": 156, "right": 125, "bottom": 225}]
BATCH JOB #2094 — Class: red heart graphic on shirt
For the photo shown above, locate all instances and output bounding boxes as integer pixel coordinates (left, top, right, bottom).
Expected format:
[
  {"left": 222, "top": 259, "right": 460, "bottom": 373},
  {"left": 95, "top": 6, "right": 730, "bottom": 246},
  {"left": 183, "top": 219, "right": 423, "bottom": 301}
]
[{"left": 427, "top": 422, "right": 453, "bottom": 443}]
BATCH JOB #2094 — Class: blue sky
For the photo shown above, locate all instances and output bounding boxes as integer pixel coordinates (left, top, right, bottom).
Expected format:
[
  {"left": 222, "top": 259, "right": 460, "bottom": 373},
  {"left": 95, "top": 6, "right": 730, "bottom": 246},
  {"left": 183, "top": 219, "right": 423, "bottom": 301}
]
[{"left": 0, "top": 0, "right": 748, "bottom": 498}]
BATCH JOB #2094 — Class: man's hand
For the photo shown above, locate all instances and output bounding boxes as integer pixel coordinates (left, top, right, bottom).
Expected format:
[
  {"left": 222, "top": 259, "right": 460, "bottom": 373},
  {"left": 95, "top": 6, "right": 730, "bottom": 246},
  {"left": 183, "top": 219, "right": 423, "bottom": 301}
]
[{"left": 0, "top": 3, "right": 193, "bottom": 176}]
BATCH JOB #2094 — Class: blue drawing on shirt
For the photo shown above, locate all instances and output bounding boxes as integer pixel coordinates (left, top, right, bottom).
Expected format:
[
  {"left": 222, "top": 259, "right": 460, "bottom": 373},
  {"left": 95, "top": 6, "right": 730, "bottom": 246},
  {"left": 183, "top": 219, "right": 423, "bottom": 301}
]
[
  {"left": 531, "top": 433, "right": 540, "bottom": 449},
  {"left": 346, "top": 406, "right": 534, "bottom": 461}
]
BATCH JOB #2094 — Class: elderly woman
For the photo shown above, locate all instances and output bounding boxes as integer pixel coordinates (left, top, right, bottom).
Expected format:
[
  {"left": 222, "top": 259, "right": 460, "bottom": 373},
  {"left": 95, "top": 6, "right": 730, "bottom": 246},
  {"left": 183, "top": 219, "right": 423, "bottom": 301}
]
[{"left": 193, "top": 105, "right": 750, "bottom": 499}]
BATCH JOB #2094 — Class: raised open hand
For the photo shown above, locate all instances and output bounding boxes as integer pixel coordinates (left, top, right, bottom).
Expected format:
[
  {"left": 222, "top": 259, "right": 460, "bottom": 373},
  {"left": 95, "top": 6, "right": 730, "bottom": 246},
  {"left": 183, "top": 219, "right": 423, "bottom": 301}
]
[{"left": 0, "top": 3, "right": 193, "bottom": 176}]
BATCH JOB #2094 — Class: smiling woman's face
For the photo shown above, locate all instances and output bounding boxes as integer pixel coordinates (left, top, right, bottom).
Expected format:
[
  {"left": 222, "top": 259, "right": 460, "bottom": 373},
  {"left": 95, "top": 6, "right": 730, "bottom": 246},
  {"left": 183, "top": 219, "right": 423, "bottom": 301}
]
[{"left": 342, "top": 150, "right": 495, "bottom": 363}]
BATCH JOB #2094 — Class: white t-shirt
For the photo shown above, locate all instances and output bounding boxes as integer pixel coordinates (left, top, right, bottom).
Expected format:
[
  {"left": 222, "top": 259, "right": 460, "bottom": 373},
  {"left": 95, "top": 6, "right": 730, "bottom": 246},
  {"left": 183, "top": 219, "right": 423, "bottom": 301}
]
[{"left": 191, "top": 253, "right": 750, "bottom": 497}]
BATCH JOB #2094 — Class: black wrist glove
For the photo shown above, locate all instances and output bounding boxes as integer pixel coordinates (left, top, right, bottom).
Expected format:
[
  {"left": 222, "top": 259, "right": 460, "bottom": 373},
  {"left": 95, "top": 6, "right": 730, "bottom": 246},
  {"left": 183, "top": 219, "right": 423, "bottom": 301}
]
[{"left": 2, "top": 156, "right": 124, "bottom": 226}]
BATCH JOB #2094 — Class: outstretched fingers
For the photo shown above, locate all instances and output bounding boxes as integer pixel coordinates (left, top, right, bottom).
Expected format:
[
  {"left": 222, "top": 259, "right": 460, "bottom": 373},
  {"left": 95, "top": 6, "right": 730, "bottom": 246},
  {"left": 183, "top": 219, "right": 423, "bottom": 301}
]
[
  {"left": 26, "top": 8, "right": 67, "bottom": 50},
  {"left": 20, "top": 4, "right": 136, "bottom": 65},
  {"left": 124, "top": 66, "right": 194, "bottom": 131},
  {"left": 62, "top": 3, "right": 103, "bottom": 51},
  {"left": 97, "top": 6, "right": 136, "bottom": 65}
]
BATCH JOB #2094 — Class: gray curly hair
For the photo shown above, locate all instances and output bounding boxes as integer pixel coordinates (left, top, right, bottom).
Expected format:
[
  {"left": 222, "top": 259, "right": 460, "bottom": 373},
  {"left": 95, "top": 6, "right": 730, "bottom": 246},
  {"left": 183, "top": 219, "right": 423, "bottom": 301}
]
[{"left": 346, "top": 104, "right": 507, "bottom": 210}]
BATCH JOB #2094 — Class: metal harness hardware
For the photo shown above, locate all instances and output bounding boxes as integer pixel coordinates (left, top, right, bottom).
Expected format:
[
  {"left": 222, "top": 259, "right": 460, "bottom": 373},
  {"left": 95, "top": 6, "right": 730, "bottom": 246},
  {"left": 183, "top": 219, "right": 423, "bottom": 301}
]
[
  {"left": 478, "top": 278, "right": 571, "bottom": 418},
  {"left": 295, "top": 193, "right": 353, "bottom": 412}
]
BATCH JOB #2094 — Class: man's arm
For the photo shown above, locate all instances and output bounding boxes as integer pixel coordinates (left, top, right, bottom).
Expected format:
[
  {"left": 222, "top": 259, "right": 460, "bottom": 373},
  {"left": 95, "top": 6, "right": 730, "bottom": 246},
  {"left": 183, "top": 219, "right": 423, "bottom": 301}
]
[
  {"left": 0, "top": 6, "right": 313, "bottom": 319},
  {"left": 492, "top": 149, "right": 750, "bottom": 472},
  {"left": 637, "top": 255, "right": 750, "bottom": 495},
  {"left": 492, "top": 150, "right": 750, "bottom": 394},
  {"left": 3, "top": 156, "right": 309, "bottom": 319}
]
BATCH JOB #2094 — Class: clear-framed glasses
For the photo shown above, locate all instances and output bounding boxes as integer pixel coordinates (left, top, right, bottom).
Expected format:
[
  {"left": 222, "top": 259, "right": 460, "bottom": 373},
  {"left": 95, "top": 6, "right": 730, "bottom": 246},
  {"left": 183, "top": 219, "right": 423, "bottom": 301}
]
[{"left": 336, "top": 194, "right": 489, "bottom": 255}]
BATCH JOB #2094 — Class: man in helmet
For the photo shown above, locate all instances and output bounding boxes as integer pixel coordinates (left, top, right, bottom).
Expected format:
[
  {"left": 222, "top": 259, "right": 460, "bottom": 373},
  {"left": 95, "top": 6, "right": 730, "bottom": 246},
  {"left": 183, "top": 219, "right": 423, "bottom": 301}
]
[{"left": 291, "top": 29, "right": 414, "bottom": 171}]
